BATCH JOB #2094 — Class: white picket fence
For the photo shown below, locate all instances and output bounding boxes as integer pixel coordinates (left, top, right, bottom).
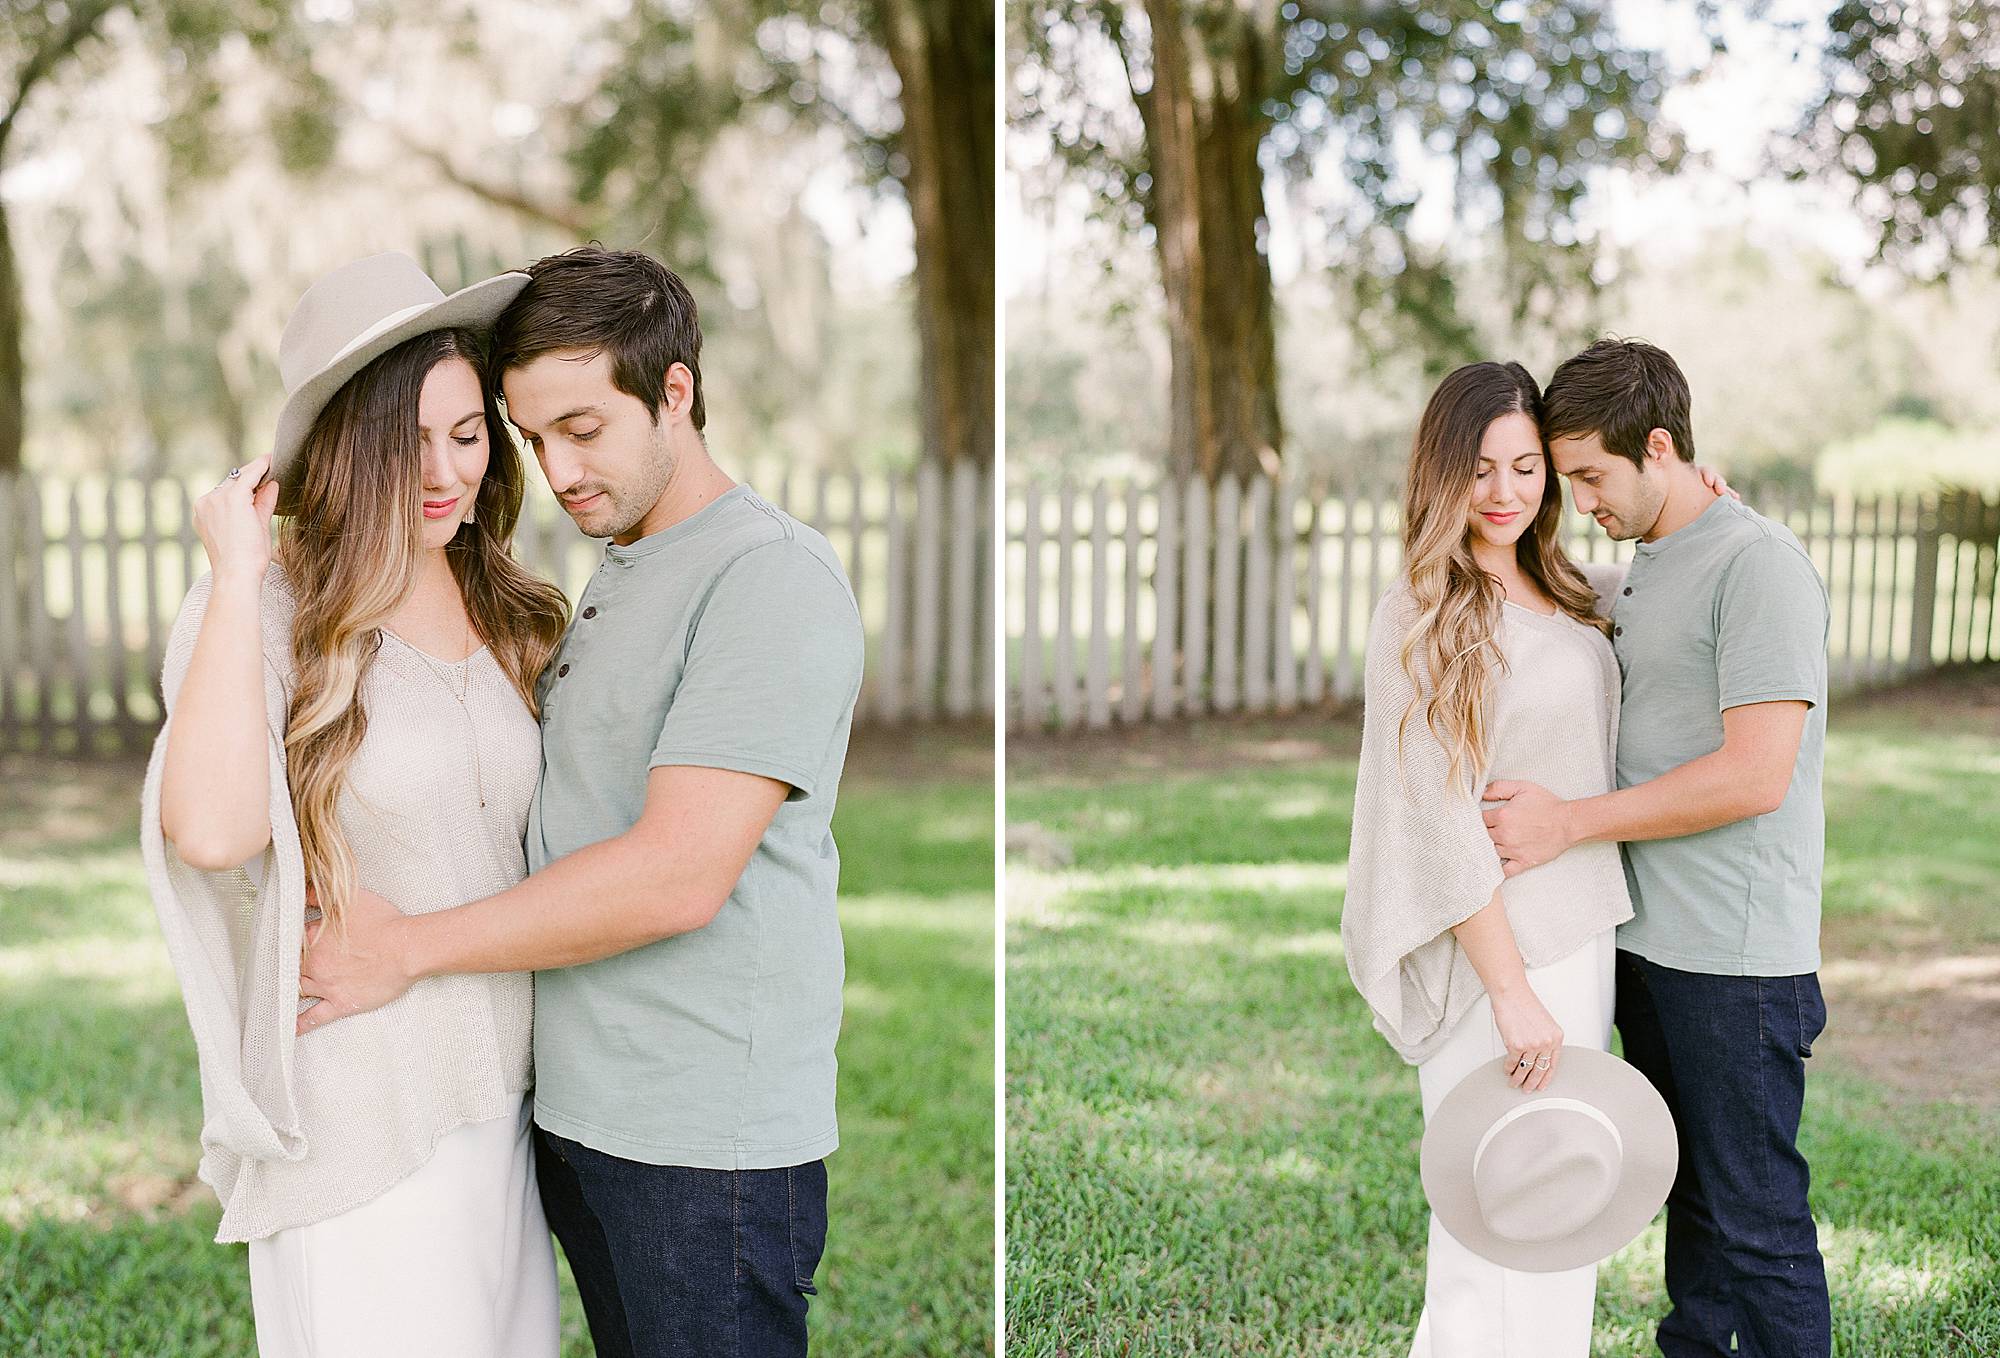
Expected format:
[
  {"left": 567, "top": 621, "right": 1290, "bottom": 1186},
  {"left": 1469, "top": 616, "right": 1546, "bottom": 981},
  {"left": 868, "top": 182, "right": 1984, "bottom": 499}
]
[
  {"left": 1008, "top": 475, "right": 2000, "bottom": 731},
  {"left": 0, "top": 461, "right": 993, "bottom": 755}
]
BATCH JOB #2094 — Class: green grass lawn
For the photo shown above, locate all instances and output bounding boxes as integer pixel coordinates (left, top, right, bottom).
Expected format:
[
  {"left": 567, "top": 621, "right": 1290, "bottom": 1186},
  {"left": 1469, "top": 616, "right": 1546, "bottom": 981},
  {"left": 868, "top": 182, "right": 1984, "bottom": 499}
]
[
  {"left": 0, "top": 732, "right": 995, "bottom": 1357},
  {"left": 1006, "top": 669, "right": 2000, "bottom": 1357}
]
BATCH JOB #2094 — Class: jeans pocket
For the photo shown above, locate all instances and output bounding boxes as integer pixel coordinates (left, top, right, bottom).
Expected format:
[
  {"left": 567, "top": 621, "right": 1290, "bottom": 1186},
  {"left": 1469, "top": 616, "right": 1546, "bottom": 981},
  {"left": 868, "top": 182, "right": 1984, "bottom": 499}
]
[
  {"left": 1792, "top": 974, "right": 1828, "bottom": 1058},
  {"left": 786, "top": 1161, "right": 829, "bottom": 1296}
]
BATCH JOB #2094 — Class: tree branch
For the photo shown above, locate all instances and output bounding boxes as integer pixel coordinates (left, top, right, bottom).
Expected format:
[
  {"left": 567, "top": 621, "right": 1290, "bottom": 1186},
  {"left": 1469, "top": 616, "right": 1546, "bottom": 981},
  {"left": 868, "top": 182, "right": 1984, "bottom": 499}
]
[
  {"left": 388, "top": 129, "right": 593, "bottom": 236},
  {"left": 0, "top": 0, "right": 126, "bottom": 153}
]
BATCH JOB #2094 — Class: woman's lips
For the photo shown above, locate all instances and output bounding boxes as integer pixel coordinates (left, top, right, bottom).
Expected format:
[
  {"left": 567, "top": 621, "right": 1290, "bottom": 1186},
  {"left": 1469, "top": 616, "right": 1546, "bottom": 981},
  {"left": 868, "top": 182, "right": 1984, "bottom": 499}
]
[
  {"left": 1481, "top": 510, "right": 1521, "bottom": 524},
  {"left": 422, "top": 496, "right": 460, "bottom": 520}
]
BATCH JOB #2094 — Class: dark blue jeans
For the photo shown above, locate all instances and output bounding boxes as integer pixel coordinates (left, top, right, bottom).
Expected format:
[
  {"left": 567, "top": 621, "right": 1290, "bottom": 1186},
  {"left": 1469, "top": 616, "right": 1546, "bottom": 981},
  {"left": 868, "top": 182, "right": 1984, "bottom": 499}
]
[
  {"left": 532, "top": 1125, "right": 827, "bottom": 1358},
  {"left": 1614, "top": 949, "right": 1831, "bottom": 1358}
]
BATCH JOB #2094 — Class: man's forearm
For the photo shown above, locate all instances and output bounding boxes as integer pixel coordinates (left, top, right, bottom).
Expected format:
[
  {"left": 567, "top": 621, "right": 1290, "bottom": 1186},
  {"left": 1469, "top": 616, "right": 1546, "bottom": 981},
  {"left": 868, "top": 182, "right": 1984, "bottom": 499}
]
[
  {"left": 1569, "top": 745, "right": 1781, "bottom": 846},
  {"left": 400, "top": 832, "right": 718, "bottom": 979}
]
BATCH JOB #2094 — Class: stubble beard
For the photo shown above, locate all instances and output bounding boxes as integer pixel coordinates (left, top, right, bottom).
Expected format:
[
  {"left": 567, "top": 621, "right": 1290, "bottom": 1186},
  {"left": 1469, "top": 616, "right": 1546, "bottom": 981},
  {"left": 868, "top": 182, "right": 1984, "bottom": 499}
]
[{"left": 575, "top": 427, "right": 677, "bottom": 541}]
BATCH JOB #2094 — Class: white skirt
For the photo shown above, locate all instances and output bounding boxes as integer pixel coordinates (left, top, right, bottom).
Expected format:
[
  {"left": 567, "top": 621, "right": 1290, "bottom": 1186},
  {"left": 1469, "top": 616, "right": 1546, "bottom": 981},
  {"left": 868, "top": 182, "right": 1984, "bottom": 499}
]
[
  {"left": 1409, "top": 928, "right": 1618, "bottom": 1358},
  {"left": 247, "top": 1099, "right": 559, "bottom": 1358}
]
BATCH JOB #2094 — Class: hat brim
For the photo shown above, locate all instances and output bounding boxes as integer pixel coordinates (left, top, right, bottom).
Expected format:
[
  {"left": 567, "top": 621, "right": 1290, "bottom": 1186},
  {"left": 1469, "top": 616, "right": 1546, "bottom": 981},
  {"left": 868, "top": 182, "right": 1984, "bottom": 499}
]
[
  {"left": 1419, "top": 1045, "right": 1678, "bottom": 1273},
  {"left": 270, "top": 270, "right": 531, "bottom": 499}
]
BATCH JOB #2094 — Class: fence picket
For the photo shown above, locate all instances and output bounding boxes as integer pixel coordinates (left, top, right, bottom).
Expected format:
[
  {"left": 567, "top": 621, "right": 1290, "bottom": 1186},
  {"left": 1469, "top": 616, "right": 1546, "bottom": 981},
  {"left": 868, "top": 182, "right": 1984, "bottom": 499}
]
[
  {"left": 1336, "top": 481, "right": 1358, "bottom": 701},
  {"left": 1086, "top": 484, "right": 1111, "bottom": 728},
  {"left": 1183, "top": 478, "right": 1210, "bottom": 716},
  {"left": 1152, "top": 480, "right": 1180, "bottom": 720},
  {"left": 26, "top": 482, "right": 53, "bottom": 749},
  {"left": 0, "top": 477, "right": 18, "bottom": 740},
  {"left": 1840, "top": 494, "right": 1861, "bottom": 685},
  {"left": 1274, "top": 480, "right": 1299, "bottom": 713},
  {"left": 879, "top": 477, "right": 907, "bottom": 723},
  {"left": 847, "top": 471, "right": 866, "bottom": 644},
  {"left": 1303, "top": 489, "right": 1325, "bottom": 705},
  {"left": 947, "top": 462, "right": 977, "bottom": 718},
  {"left": 978, "top": 467, "right": 996, "bottom": 713},
  {"left": 1053, "top": 482, "right": 1079, "bottom": 728},
  {"left": 913, "top": 463, "right": 943, "bottom": 721},
  {"left": 1018, "top": 483, "right": 1043, "bottom": 728},
  {"left": 1213, "top": 477, "right": 1242, "bottom": 714},
  {"left": 66, "top": 484, "right": 93, "bottom": 752},
  {"left": 1120, "top": 483, "right": 1144, "bottom": 724},
  {"left": 140, "top": 478, "right": 163, "bottom": 715},
  {"left": 1242, "top": 476, "right": 1271, "bottom": 713}
]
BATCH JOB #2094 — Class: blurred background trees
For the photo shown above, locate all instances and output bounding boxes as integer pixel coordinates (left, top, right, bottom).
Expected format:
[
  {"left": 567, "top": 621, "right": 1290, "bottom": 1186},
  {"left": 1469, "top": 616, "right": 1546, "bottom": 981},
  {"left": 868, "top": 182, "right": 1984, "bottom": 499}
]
[
  {"left": 2, "top": 0, "right": 994, "bottom": 480},
  {"left": 1009, "top": 0, "right": 2000, "bottom": 493}
]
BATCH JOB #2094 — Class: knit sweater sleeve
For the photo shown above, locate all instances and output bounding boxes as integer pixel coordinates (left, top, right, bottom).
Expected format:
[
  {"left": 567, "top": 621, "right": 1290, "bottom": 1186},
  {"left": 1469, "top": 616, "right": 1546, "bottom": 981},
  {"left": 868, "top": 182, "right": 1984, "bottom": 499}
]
[
  {"left": 1577, "top": 560, "right": 1630, "bottom": 619},
  {"left": 138, "top": 566, "right": 311, "bottom": 1186},
  {"left": 1340, "top": 586, "right": 1508, "bottom": 1064}
]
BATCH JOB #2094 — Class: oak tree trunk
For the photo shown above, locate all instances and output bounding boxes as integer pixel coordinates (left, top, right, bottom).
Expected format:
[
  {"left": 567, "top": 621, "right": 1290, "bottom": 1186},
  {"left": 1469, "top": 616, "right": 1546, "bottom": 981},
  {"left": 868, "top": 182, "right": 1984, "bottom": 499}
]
[
  {"left": 880, "top": 0, "right": 995, "bottom": 470},
  {"left": 1131, "top": 0, "right": 1281, "bottom": 484},
  {"left": 0, "top": 205, "right": 21, "bottom": 475}
]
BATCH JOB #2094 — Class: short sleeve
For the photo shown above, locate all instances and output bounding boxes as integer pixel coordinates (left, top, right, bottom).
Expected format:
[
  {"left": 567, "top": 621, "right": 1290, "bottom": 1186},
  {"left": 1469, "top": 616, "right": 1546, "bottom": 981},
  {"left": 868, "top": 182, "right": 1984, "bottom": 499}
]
[
  {"left": 1714, "top": 538, "right": 1828, "bottom": 712},
  {"left": 648, "top": 542, "right": 864, "bottom": 801}
]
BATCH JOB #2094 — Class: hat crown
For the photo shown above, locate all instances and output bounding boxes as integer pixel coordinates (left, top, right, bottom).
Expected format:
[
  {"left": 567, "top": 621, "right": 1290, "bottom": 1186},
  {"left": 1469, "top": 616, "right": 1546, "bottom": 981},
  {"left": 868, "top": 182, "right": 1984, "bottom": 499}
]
[
  {"left": 1471, "top": 1099, "right": 1622, "bottom": 1245},
  {"left": 278, "top": 253, "right": 448, "bottom": 394}
]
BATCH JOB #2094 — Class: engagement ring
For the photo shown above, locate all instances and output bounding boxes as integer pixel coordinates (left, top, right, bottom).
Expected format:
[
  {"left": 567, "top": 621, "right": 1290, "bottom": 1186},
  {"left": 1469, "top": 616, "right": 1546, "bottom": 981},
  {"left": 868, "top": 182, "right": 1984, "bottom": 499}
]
[{"left": 1535, "top": 1056, "right": 1552, "bottom": 1069}]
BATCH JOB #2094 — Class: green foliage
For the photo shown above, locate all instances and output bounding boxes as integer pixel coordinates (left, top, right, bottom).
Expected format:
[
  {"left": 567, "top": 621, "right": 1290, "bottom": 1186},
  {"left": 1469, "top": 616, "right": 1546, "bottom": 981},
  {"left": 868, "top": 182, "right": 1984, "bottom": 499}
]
[
  {"left": 1805, "top": 0, "right": 2000, "bottom": 260},
  {"left": 738, "top": 1, "right": 907, "bottom": 191},
  {"left": 1818, "top": 416, "right": 2000, "bottom": 496},
  {"left": 1013, "top": 0, "right": 1691, "bottom": 363},
  {"left": 562, "top": 8, "right": 749, "bottom": 273}
]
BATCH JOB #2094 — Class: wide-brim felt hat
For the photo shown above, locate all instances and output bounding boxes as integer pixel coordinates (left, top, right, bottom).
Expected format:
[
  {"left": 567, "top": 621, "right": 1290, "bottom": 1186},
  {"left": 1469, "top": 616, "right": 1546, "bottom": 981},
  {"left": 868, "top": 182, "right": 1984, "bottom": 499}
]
[
  {"left": 271, "top": 252, "right": 529, "bottom": 503},
  {"left": 1420, "top": 1045, "right": 1677, "bottom": 1273}
]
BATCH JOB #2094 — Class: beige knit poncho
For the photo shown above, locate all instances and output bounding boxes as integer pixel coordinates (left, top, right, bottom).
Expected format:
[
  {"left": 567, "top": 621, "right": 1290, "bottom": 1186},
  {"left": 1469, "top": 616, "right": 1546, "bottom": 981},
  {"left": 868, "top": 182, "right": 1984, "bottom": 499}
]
[
  {"left": 140, "top": 563, "right": 542, "bottom": 1241},
  {"left": 1342, "top": 569, "right": 1633, "bottom": 1065}
]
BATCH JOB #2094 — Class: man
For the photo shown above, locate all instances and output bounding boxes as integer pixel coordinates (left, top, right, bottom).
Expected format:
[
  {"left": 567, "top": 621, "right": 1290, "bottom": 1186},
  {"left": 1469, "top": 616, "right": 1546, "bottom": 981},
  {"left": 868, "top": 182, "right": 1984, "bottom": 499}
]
[
  {"left": 298, "top": 246, "right": 864, "bottom": 1357},
  {"left": 1482, "top": 338, "right": 1832, "bottom": 1358}
]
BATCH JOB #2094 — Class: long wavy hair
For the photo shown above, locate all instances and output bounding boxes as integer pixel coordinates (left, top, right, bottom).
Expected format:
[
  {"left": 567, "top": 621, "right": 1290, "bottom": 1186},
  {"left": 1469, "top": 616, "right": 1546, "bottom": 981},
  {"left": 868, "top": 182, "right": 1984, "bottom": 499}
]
[
  {"left": 276, "top": 327, "right": 570, "bottom": 937},
  {"left": 1398, "top": 361, "right": 1606, "bottom": 794}
]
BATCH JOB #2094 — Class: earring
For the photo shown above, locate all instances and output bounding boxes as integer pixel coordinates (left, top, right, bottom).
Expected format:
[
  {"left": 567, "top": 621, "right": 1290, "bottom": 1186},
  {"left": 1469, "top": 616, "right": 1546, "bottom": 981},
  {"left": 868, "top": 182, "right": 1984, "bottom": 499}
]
[{"left": 464, "top": 499, "right": 477, "bottom": 525}]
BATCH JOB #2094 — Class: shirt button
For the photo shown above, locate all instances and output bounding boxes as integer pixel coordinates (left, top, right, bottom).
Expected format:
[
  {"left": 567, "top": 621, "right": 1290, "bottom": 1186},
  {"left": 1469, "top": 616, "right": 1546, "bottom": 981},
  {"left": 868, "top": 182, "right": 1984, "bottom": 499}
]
[
  {"left": 1614, "top": 626, "right": 1623, "bottom": 637},
  {"left": 583, "top": 606, "right": 597, "bottom": 619},
  {"left": 558, "top": 663, "right": 571, "bottom": 677},
  {"left": 1622, "top": 586, "right": 1633, "bottom": 596}
]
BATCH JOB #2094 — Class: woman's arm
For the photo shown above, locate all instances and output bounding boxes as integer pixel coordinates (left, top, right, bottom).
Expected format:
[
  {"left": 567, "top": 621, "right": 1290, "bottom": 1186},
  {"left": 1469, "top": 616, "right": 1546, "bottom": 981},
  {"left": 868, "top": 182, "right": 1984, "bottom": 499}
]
[
  {"left": 1449, "top": 888, "right": 1566, "bottom": 1091},
  {"left": 159, "top": 456, "right": 282, "bottom": 870}
]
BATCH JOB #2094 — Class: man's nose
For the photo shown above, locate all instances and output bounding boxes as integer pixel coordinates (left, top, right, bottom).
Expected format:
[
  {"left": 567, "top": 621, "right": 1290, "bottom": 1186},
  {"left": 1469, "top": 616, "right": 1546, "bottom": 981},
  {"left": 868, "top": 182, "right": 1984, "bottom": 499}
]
[{"left": 540, "top": 447, "right": 581, "bottom": 495}]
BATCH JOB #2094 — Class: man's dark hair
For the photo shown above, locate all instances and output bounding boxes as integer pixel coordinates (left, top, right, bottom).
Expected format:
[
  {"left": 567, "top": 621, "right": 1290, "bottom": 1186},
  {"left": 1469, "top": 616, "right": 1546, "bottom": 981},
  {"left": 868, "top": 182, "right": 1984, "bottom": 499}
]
[
  {"left": 490, "top": 246, "right": 705, "bottom": 430},
  {"left": 1540, "top": 337, "right": 1693, "bottom": 467}
]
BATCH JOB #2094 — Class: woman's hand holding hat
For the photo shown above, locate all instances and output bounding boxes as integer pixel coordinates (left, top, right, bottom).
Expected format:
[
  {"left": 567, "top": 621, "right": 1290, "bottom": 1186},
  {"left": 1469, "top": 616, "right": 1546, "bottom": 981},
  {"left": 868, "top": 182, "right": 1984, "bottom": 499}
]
[{"left": 1490, "top": 980, "right": 1563, "bottom": 1092}]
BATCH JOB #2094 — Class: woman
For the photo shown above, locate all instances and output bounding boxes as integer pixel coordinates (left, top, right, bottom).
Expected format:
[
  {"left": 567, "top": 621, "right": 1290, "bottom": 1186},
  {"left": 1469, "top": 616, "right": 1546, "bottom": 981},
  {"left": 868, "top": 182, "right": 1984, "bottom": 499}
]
[
  {"left": 1340, "top": 361, "right": 1726, "bottom": 1355},
  {"left": 141, "top": 254, "right": 571, "bottom": 1357}
]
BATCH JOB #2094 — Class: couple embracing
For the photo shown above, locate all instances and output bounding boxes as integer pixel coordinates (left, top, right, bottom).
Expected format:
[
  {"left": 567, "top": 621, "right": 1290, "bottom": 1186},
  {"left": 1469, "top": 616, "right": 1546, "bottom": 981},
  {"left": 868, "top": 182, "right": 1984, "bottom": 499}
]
[
  {"left": 1344, "top": 340, "right": 1833, "bottom": 1357},
  {"left": 142, "top": 247, "right": 863, "bottom": 1357}
]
